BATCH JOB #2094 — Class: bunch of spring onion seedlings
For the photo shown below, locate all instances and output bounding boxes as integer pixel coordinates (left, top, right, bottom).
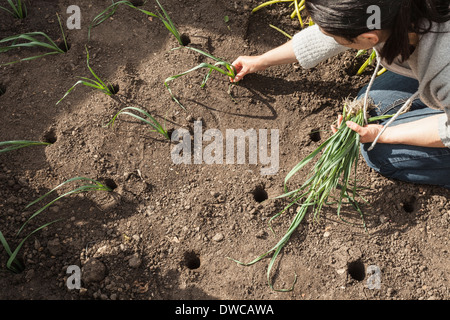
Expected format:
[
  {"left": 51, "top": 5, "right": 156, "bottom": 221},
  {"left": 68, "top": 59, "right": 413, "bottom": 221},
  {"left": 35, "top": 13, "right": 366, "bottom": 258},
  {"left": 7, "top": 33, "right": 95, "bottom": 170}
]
[
  {"left": 0, "top": 13, "right": 68, "bottom": 66},
  {"left": 89, "top": 0, "right": 183, "bottom": 46},
  {"left": 229, "top": 98, "right": 392, "bottom": 291},
  {"left": 252, "top": 0, "right": 311, "bottom": 28},
  {"left": 164, "top": 46, "right": 237, "bottom": 110},
  {"left": 105, "top": 106, "right": 170, "bottom": 140},
  {"left": 0, "top": 140, "right": 52, "bottom": 153},
  {"left": 0, "top": 177, "right": 112, "bottom": 273},
  {"left": 0, "top": 0, "right": 27, "bottom": 19},
  {"left": 56, "top": 46, "right": 117, "bottom": 105}
]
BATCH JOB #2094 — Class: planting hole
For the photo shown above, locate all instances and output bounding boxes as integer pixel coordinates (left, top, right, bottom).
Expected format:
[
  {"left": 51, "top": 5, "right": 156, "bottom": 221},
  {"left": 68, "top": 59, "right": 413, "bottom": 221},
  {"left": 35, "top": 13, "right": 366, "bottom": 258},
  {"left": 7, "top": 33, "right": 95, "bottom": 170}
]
[
  {"left": 309, "top": 129, "right": 321, "bottom": 142},
  {"left": 252, "top": 186, "right": 268, "bottom": 203},
  {"left": 183, "top": 251, "right": 200, "bottom": 270},
  {"left": 348, "top": 260, "right": 365, "bottom": 281},
  {"left": 43, "top": 129, "right": 57, "bottom": 144},
  {"left": 402, "top": 196, "right": 416, "bottom": 213},
  {"left": 102, "top": 178, "right": 118, "bottom": 191},
  {"left": 107, "top": 83, "right": 120, "bottom": 95},
  {"left": 57, "top": 40, "right": 71, "bottom": 52},
  {"left": 0, "top": 84, "right": 6, "bottom": 96},
  {"left": 167, "top": 128, "right": 175, "bottom": 140},
  {"left": 180, "top": 34, "right": 191, "bottom": 46}
]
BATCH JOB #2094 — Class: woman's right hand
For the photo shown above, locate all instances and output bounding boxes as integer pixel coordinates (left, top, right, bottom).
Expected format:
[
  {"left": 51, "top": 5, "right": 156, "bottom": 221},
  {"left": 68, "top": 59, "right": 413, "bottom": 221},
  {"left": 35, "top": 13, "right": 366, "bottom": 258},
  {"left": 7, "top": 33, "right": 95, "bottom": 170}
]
[{"left": 230, "top": 55, "right": 267, "bottom": 83}]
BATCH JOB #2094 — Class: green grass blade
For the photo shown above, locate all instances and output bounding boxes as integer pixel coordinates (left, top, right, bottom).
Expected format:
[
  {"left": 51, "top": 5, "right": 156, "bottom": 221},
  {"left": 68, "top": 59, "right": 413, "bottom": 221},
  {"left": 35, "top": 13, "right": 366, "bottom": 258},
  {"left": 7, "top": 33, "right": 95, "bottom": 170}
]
[
  {"left": 106, "top": 106, "right": 170, "bottom": 140},
  {"left": 283, "top": 138, "right": 331, "bottom": 187},
  {"left": 7, "top": 220, "right": 62, "bottom": 273},
  {"left": 0, "top": 230, "right": 13, "bottom": 257},
  {"left": 154, "top": 0, "right": 182, "bottom": 45},
  {"left": 164, "top": 62, "right": 234, "bottom": 109},
  {"left": 88, "top": 1, "right": 135, "bottom": 40},
  {"left": 85, "top": 46, "right": 108, "bottom": 89},
  {"left": 56, "top": 13, "right": 69, "bottom": 52},
  {"left": 25, "top": 177, "right": 110, "bottom": 210},
  {"left": 56, "top": 80, "right": 97, "bottom": 105},
  {"left": 0, "top": 140, "right": 51, "bottom": 153},
  {"left": 18, "top": 178, "right": 111, "bottom": 235},
  {"left": 179, "top": 46, "right": 225, "bottom": 63},
  {"left": 2, "top": 32, "right": 62, "bottom": 51},
  {"left": 1, "top": 0, "right": 26, "bottom": 19},
  {"left": 19, "top": 187, "right": 95, "bottom": 235},
  {"left": 0, "top": 6, "right": 14, "bottom": 17},
  {"left": 0, "top": 32, "right": 65, "bottom": 66},
  {"left": 57, "top": 47, "right": 114, "bottom": 104}
]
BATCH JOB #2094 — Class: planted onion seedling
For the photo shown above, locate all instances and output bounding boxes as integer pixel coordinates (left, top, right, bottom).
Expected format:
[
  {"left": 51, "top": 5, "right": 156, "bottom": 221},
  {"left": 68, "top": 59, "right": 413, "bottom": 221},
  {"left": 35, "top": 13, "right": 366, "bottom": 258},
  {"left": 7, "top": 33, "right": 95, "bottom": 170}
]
[
  {"left": 229, "top": 99, "right": 392, "bottom": 291},
  {"left": 106, "top": 106, "right": 170, "bottom": 140},
  {"left": 18, "top": 177, "right": 113, "bottom": 235},
  {"left": 0, "top": 221, "right": 57, "bottom": 274},
  {"left": 165, "top": 46, "right": 237, "bottom": 110},
  {"left": 0, "top": 14, "right": 68, "bottom": 66},
  {"left": 0, "top": 32, "right": 67, "bottom": 66},
  {"left": 89, "top": 0, "right": 184, "bottom": 45},
  {"left": 57, "top": 47, "right": 117, "bottom": 105},
  {"left": 1, "top": 177, "right": 112, "bottom": 273},
  {"left": 0, "top": 0, "right": 27, "bottom": 19},
  {"left": 150, "top": 0, "right": 184, "bottom": 45},
  {"left": 88, "top": 0, "right": 143, "bottom": 40}
]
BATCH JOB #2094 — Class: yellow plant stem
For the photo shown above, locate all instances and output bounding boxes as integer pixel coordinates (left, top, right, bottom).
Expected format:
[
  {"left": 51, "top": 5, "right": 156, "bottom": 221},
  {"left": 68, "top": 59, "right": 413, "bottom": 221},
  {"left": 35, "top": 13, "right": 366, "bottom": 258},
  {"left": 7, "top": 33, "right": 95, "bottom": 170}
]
[
  {"left": 269, "top": 24, "right": 293, "bottom": 39},
  {"left": 377, "top": 68, "right": 387, "bottom": 76},
  {"left": 293, "top": 0, "right": 304, "bottom": 28},
  {"left": 252, "top": 0, "right": 293, "bottom": 14}
]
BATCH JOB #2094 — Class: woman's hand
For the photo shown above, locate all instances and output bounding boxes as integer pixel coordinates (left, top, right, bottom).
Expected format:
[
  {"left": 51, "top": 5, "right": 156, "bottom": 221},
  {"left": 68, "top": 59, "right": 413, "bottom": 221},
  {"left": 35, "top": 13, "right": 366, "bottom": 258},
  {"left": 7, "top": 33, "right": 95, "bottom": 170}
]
[
  {"left": 230, "top": 55, "right": 267, "bottom": 83},
  {"left": 230, "top": 40, "right": 297, "bottom": 82},
  {"left": 331, "top": 115, "right": 384, "bottom": 144}
]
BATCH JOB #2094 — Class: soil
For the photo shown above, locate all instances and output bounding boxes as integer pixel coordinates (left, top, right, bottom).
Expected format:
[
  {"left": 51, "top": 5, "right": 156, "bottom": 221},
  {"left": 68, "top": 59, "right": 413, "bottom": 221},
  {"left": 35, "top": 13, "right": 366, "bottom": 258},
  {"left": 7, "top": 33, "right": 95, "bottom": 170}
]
[{"left": 0, "top": 0, "right": 449, "bottom": 301}]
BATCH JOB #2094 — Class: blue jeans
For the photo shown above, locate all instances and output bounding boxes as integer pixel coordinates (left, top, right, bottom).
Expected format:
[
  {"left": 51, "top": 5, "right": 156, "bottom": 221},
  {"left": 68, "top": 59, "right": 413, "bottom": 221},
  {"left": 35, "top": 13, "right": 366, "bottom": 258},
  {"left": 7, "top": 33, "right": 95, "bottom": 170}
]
[{"left": 357, "top": 71, "right": 450, "bottom": 189}]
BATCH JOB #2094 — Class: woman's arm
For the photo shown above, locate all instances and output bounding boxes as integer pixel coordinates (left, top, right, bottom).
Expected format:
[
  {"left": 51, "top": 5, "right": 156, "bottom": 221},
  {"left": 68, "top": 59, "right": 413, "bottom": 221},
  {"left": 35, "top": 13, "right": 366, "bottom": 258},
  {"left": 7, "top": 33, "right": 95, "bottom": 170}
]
[
  {"left": 346, "top": 114, "right": 447, "bottom": 148},
  {"left": 231, "top": 40, "right": 297, "bottom": 82},
  {"left": 231, "top": 25, "right": 347, "bottom": 82}
]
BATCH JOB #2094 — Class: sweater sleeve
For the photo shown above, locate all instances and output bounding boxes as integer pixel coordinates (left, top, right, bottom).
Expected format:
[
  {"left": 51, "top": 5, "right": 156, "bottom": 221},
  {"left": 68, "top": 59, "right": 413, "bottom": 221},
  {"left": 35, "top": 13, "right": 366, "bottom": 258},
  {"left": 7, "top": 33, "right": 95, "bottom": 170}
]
[
  {"left": 426, "top": 65, "right": 450, "bottom": 148},
  {"left": 292, "top": 25, "right": 348, "bottom": 69},
  {"left": 438, "top": 111, "right": 450, "bottom": 148},
  {"left": 434, "top": 76, "right": 450, "bottom": 148}
]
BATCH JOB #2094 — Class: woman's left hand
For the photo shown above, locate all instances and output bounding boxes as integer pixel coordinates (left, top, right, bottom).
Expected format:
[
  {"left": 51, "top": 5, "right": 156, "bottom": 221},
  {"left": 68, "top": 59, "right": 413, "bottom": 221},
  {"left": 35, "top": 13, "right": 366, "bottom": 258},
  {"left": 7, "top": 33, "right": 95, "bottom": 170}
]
[{"left": 331, "top": 115, "right": 384, "bottom": 144}]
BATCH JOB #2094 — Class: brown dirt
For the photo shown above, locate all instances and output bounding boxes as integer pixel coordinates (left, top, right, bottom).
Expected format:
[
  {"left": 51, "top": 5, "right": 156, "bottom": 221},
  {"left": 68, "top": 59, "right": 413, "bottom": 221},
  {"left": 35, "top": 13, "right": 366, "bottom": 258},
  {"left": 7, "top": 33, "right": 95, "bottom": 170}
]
[{"left": 0, "top": 0, "right": 448, "bottom": 301}]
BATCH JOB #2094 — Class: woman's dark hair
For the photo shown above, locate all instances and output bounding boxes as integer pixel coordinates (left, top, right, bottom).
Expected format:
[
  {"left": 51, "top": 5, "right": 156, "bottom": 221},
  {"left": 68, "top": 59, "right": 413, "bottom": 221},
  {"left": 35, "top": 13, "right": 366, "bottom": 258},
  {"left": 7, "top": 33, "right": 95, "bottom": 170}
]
[{"left": 305, "top": 0, "right": 450, "bottom": 64}]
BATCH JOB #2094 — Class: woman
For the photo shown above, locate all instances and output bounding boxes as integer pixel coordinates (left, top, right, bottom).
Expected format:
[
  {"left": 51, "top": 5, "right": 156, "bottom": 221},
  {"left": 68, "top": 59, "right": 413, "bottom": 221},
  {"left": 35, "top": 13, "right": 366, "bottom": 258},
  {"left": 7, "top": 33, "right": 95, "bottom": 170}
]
[{"left": 232, "top": 0, "right": 450, "bottom": 189}]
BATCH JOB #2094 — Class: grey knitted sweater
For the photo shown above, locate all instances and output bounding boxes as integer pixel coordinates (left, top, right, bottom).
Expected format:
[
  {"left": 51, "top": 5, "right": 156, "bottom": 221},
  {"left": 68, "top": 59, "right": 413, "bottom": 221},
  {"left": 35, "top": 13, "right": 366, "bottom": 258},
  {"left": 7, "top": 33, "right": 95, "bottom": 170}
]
[{"left": 292, "top": 23, "right": 450, "bottom": 148}]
